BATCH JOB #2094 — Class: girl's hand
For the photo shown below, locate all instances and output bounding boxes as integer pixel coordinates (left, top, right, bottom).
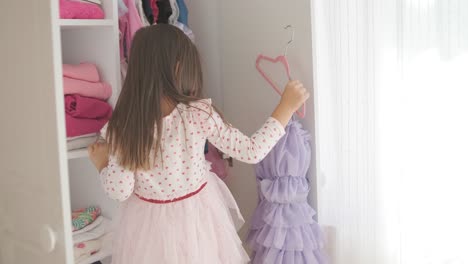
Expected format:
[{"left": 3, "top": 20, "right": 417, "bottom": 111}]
[
  {"left": 88, "top": 142, "right": 110, "bottom": 172},
  {"left": 271, "top": 80, "right": 310, "bottom": 127},
  {"left": 279, "top": 80, "right": 310, "bottom": 113}
]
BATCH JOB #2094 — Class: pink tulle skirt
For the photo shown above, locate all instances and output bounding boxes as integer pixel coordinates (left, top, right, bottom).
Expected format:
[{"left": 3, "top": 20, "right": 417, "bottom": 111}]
[{"left": 111, "top": 167, "right": 250, "bottom": 264}]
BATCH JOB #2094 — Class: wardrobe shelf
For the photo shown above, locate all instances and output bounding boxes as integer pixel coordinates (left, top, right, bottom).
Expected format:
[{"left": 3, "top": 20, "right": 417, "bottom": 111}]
[
  {"left": 68, "top": 148, "right": 89, "bottom": 160},
  {"left": 60, "top": 19, "right": 114, "bottom": 28}
]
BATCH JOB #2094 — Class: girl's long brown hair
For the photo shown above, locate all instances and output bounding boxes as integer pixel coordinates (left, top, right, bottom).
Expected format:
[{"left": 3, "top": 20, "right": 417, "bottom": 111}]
[{"left": 106, "top": 24, "right": 212, "bottom": 171}]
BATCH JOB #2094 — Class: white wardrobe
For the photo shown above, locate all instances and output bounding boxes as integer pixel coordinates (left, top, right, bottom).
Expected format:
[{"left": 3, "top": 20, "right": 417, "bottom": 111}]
[
  {"left": 0, "top": 0, "right": 317, "bottom": 263},
  {"left": 1, "top": 1, "right": 121, "bottom": 263}
]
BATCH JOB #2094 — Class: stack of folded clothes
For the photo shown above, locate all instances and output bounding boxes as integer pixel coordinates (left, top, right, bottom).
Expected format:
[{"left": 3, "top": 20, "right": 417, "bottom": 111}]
[
  {"left": 60, "top": 0, "right": 105, "bottom": 19},
  {"left": 63, "top": 63, "right": 112, "bottom": 151},
  {"left": 72, "top": 206, "right": 113, "bottom": 263}
]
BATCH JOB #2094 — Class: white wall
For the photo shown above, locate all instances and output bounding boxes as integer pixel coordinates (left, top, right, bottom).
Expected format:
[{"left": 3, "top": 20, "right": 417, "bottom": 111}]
[
  {"left": 185, "top": 0, "right": 224, "bottom": 108},
  {"left": 187, "top": 0, "right": 316, "bottom": 247}
]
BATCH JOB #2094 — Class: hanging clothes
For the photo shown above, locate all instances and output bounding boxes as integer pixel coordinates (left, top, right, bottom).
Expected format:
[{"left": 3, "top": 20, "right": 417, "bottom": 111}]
[
  {"left": 156, "top": 0, "right": 172, "bottom": 24},
  {"left": 174, "top": 21, "right": 194, "bottom": 42},
  {"left": 176, "top": 0, "right": 188, "bottom": 25},
  {"left": 135, "top": 0, "right": 151, "bottom": 26},
  {"left": 142, "top": 0, "right": 155, "bottom": 24},
  {"left": 168, "top": 0, "right": 179, "bottom": 24},
  {"left": 118, "top": 0, "right": 143, "bottom": 83},
  {"left": 118, "top": 0, "right": 128, "bottom": 17},
  {"left": 150, "top": 0, "right": 160, "bottom": 24},
  {"left": 120, "top": 60, "right": 128, "bottom": 84},
  {"left": 119, "top": 0, "right": 143, "bottom": 61},
  {"left": 247, "top": 120, "right": 328, "bottom": 264}
]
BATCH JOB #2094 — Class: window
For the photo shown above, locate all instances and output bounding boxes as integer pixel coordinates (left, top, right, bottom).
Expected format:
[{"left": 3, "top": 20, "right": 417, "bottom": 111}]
[{"left": 312, "top": 1, "right": 468, "bottom": 263}]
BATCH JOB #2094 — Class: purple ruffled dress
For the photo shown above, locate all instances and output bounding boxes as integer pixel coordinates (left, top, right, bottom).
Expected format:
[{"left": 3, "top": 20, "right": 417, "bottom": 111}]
[{"left": 247, "top": 120, "right": 327, "bottom": 264}]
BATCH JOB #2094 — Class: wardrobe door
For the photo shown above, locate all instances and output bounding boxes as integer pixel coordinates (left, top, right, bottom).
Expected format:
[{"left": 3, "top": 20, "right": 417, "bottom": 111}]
[{"left": 0, "top": 0, "right": 73, "bottom": 263}]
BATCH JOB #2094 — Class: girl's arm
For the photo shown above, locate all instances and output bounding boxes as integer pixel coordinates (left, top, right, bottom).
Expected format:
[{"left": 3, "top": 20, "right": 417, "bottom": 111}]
[
  {"left": 205, "top": 114, "right": 285, "bottom": 164},
  {"left": 198, "top": 80, "right": 309, "bottom": 164},
  {"left": 88, "top": 142, "right": 135, "bottom": 202}
]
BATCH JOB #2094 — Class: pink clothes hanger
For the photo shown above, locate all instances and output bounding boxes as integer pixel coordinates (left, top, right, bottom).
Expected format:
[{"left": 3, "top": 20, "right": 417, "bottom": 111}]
[{"left": 255, "top": 25, "right": 306, "bottom": 118}]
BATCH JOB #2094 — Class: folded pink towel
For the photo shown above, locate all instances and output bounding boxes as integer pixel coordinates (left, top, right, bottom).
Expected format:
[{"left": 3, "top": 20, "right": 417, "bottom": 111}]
[
  {"left": 66, "top": 114, "right": 110, "bottom": 137},
  {"left": 63, "top": 77, "right": 112, "bottom": 100},
  {"left": 63, "top": 63, "right": 100, "bottom": 83},
  {"left": 60, "top": 0, "right": 105, "bottom": 19},
  {"left": 65, "top": 95, "right": 112, "bottom": 119}
]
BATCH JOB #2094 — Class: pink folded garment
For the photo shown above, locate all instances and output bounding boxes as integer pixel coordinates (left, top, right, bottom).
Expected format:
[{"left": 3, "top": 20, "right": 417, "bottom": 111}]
[
  {"left": 60, "top": 0, "right": 105, "bottom": 19},
  {"left": 63, "top": 63, "right": 100, "bottom": 83},
  {"left": 66, "top": 114, "right": 111, "bottom": 137},
  {"left": 65, "top": 94, "right": 112, "bottom": 119},
  {"left": 63, "top": 77, "right": 112, "bottom": 100}
]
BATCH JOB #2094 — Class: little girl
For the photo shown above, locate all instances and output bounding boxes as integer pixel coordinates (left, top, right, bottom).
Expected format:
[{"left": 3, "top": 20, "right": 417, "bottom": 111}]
[{"left": 88, "top": 24, "right": 309, "bottom": 264}]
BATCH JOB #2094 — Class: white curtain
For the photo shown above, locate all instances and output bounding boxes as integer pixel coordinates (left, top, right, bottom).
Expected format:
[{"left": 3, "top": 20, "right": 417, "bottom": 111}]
[{"left": 312, "top": 0, "right": 468, "bottom": 263}]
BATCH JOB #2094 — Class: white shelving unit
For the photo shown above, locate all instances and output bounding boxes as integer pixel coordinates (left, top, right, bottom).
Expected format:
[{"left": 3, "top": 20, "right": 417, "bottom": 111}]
[
  {"left": 68, "top": 148, "right": 89, "bottom": 160},
  {"left": 61, "top": 0, "right": 121, "bottom": 160},
  {"left": 58, "top": 0, "right": 121, "bottom": 263},
  {"left": 59, "top": 19, "right": 114, "bottom": 28}
]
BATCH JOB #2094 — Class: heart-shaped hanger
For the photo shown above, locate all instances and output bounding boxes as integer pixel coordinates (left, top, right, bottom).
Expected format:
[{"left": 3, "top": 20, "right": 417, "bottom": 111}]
[{"left": 256, "top": 54, "right": 306, "bottom": 118}]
